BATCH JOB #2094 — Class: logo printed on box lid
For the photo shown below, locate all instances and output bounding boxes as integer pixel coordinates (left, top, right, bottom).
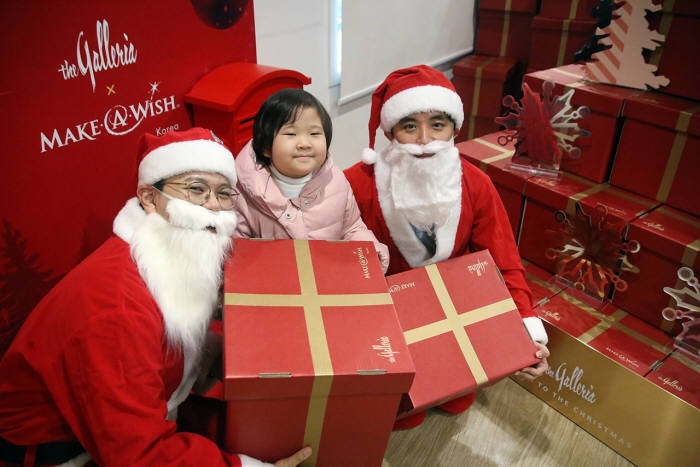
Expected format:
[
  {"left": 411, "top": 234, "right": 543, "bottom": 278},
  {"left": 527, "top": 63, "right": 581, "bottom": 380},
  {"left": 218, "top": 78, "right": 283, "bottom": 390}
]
[
  {"left": 467, "top": 259, "right": 489, "bottom": 277},
  {"left": 372, "top": 336, "right": 399, "bottom": 363}
]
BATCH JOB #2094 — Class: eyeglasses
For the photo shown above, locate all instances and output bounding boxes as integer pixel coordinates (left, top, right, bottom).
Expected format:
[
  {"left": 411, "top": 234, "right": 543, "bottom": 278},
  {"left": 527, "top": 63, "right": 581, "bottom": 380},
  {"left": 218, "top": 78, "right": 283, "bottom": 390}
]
[{"left": 159, "top": 181, "right": 239, "bottom": 209}]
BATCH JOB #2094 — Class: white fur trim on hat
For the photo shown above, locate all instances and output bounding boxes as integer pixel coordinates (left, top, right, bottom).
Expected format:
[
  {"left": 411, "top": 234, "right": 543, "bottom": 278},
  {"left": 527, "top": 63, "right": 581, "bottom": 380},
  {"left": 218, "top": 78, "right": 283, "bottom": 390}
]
[
  {"left": 380, "top": 85, "right": 464, "bottom": 132},
  {"left": 138, "top": 139, "right": 237, "bottom": 187},
  {"left": 362, "top": 147, "right": 378, "bottom": 165}
]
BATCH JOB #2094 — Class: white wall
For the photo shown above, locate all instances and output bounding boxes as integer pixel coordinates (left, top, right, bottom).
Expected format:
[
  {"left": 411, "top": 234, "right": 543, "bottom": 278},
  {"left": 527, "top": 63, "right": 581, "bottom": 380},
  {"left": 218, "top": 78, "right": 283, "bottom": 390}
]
[{"left": 253, "top": 0, "right": 471, "bottom": 169}]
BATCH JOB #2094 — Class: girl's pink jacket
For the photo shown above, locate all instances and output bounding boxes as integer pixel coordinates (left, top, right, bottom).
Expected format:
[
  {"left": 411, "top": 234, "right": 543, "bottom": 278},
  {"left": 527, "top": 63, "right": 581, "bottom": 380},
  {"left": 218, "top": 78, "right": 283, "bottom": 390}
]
[{"left": 232, "top": 141, "right": 390, "bottom": 272}]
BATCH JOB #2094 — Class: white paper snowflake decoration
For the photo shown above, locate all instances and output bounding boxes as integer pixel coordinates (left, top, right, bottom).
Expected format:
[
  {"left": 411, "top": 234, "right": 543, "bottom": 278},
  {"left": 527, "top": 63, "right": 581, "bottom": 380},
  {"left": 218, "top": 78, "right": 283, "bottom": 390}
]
[{"left": 662, "top": 266, "right": 700, "bottom": 359}]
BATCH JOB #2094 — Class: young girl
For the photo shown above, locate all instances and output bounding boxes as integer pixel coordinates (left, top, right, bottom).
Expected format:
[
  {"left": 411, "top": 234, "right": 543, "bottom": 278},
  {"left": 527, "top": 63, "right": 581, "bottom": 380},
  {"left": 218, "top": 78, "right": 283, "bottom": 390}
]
[{"left": 232, "top": 88, "right": 389, "bottom": 272}]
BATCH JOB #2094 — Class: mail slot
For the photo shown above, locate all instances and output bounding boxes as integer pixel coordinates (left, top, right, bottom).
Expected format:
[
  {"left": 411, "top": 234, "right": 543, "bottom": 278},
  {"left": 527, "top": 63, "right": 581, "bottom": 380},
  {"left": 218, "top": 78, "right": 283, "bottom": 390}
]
[{"left": 185, "top": 62, "right": 311, "bottom": 155}]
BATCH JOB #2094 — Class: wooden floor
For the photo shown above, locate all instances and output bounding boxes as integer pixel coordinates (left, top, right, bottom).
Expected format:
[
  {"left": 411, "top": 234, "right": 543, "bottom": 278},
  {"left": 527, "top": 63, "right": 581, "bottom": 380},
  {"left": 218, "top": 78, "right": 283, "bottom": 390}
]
[{"left": 382, "top": 378, "right": 634, "bottom": 467}]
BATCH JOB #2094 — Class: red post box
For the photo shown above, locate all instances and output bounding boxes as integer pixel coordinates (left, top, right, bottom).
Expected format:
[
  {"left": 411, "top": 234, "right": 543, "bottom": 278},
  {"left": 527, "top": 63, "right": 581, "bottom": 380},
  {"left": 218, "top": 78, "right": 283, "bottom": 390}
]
[{"left": 185, "top": 62, "right": 311, "bottom": 155}]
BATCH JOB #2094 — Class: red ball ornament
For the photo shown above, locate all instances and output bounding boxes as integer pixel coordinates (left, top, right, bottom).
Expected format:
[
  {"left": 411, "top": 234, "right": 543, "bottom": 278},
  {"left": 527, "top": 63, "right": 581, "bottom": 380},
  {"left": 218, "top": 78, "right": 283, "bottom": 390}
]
[{"left": 190, "top": 0, "right": 250, "bottom": 29}]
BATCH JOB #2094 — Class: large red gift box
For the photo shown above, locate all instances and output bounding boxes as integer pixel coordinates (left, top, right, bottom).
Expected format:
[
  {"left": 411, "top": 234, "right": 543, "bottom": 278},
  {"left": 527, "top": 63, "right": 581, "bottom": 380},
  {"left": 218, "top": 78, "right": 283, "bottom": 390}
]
[
  {"left": 646, "top": 351, "right": 700, "bottom": 409},
  {"left": 610, "top": 92, "right": 700, "bottom": 216},
  {"left": 223, "top": 239, "right": 415, "bottom": 466},
  {"left": 540, "top": 0, "right": 599, "bottom": 20},
  {"left": 611, "top": 206, "right": 700, "bottom": 337},
  {"left": 648, "top": 1, "right": 700, "bottom": 102},
  {"left": 536, "top": 292, "right": 673, "bottom": 375},
  {"left": 386, "top": 249, "right": 539, "bottom": 416},
  {"left": 453, "top": 55, "right": 518, "bottom": 142},
  {"left": 518, "top": 172, "right": 660, "bottom": 296},
  {"left": 524, "top": 64, "right": 640, "bottom": 183},
  {"left": 475, "top": 0, "right": 538, "bottom": 67},
  {"left": 456, "top": 132, "right": 528, "bottom": 238},
  {"left": 528, "top": 16, "right": 597, "bottom": 72}
]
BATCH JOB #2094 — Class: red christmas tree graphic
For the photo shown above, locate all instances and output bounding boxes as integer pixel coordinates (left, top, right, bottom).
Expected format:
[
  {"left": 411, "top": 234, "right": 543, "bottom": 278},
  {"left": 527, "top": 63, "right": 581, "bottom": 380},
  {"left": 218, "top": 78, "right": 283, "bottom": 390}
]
[{"left": 0, "top": 220, "right": 60, "bottom": 356}]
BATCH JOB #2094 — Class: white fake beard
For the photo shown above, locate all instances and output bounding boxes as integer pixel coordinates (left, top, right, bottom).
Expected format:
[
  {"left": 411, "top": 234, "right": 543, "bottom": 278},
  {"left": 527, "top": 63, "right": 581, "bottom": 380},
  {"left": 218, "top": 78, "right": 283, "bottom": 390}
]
[
  {"left": 383, "top": 138, "right": 462, "bottom": 231},
  {"left": 130, "top": 199, "right": 236, "bottom": 353}
]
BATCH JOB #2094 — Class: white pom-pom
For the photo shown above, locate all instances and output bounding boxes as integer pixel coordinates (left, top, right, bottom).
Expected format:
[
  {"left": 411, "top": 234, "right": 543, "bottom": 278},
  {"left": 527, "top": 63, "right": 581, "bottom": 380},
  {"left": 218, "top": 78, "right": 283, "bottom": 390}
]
[{"left": 361, "top": 147, "right": 377, "bottom": 165}]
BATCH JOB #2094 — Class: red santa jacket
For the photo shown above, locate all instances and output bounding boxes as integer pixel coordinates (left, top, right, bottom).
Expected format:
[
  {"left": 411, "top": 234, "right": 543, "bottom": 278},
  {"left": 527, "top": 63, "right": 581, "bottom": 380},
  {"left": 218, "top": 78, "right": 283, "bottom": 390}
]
[
  {"left": 344, "top": 157, "right": 537, "bottom": 322},
  {"left": 0, "top": 236, "right": 242, "bottom": 466}
]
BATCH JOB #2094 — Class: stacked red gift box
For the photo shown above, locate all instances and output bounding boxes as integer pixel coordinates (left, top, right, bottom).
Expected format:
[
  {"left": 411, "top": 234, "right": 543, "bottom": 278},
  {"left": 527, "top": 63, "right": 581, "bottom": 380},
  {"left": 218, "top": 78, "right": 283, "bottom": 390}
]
[
  {"left": 529, "top": 0, "right": 598, "bottom": 73},
  {"left": 455, "top": 54, "right": 699, "bottom": 461},
  {"left": 452, "top": 0, "right": 540, "bottom": 141}
]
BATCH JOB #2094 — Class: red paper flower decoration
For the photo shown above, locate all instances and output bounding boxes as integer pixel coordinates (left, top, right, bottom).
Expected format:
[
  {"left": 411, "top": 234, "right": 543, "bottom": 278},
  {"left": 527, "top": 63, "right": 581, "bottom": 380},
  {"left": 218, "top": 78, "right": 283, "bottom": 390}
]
[
  {"left": 546, "top": 204, "right": 639, "bottom": 299},
  {"left": 496, "top": 81, "right": 590, "bottom": 170}
]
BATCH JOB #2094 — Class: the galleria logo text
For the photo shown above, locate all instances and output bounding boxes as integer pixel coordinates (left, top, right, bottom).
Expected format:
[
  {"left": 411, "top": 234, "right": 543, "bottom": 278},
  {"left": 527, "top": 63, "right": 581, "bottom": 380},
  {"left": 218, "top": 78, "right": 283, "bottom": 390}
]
[
  {"left": 372, "top": 336, "right": 399, "bottom": 363},
  {"left": 467, "top": 259, "right": 488, "bottom": 277},
  {"left": 538, "top": 362, "right": 597, "bottom": 404},
  {"left": 58, "top": 19, "right": 138, "bottom": 92},
  {"left": 530, "top": 361, "right": 634, "bottom": 449}
]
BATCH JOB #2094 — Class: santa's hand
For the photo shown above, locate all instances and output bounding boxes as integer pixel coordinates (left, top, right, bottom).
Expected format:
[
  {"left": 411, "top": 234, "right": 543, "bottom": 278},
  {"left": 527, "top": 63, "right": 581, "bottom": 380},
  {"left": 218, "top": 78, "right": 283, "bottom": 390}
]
[
  {"left": 514, "top": 342, "right": 549, "bottom": 382},
  {"left": 274, "top": 447, "right": 312, "bottom": 467}
]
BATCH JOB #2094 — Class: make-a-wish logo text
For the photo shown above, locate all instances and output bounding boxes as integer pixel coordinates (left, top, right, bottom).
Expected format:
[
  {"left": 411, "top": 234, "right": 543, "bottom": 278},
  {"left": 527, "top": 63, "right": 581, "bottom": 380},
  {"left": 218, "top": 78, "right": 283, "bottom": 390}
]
[
  {"left": 40, "top": 83, "right": 178, "bottom": 153},
  {"left": 353, "top": 247, "right": 371, "bottom": 279}
]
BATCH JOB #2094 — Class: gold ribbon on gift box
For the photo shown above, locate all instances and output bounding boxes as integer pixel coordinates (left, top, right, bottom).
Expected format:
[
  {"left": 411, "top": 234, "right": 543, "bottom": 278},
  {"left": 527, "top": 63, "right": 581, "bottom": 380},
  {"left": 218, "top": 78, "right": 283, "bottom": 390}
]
[
  {"left": 224, "top": 240, "right": 393, "bottom": 465},
  {"left": 402, "top": 263, "right": 518, "bottom": 386},
  {"left": 655, "top": 105, "right": 700, "bottom": 203},
  {"left": 557, "top": 19, "right": 572, "bottom": 67},
  {"left": 468, "top": 57, "right": 498, "bottom": 140},
  {"left": 472, "top": 137, "right": 516, "bottom": 171},
  {"left": 568, "top": 0, "right": 581, "bottom": 20},
  {"left": 499, "top": 0, "right": 512, "bottom": 57},
  {"left": 560, "top": 173, "right": 658, "bottom": 218}
]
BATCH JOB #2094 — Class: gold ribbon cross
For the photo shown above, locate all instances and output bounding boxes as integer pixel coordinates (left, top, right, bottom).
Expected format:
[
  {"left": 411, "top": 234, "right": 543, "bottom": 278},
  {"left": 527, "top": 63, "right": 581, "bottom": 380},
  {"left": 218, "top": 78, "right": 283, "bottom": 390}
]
[
  {"left": 401, "top": 263, "right": 517, "bottom": 386},
  {"left": 224, "top": 240, "right": 393, "bottom": 464}
]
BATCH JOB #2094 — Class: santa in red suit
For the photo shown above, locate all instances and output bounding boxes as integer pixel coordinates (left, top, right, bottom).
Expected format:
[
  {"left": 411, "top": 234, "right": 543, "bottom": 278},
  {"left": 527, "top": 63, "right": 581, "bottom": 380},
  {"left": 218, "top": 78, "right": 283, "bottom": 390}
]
[
  {"left": 344, "top": 65, "right": 550, "bottom": 429},
  {"left": 0, "top": 128, "right": 310, "bottom": 467}
]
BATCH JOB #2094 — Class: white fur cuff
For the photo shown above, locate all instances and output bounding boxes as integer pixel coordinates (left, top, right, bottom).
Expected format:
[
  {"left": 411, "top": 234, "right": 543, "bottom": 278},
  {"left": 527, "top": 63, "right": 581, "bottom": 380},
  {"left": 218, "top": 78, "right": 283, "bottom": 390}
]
[{"left": 523, "top": 316, "right": 548, "bottom": 345}]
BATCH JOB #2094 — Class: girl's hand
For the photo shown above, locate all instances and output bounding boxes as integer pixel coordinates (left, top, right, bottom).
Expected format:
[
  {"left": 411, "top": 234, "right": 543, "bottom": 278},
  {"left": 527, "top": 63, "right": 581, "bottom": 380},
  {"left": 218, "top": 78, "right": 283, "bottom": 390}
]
[{"left": 274, "top": 447, "right": 312, "bottom": 467}]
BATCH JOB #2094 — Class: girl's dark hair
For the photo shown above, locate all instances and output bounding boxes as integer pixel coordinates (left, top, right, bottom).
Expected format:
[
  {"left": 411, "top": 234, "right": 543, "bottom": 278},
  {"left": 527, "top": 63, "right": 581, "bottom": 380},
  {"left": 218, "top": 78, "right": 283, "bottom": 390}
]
[{"left": 252, "top": 88, "right": 333, "bottom": 166}]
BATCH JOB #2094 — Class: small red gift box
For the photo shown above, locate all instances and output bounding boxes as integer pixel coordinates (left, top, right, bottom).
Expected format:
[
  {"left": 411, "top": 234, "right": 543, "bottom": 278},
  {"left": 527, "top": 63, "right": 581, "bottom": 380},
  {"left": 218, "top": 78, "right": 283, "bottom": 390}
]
[
  {"left": 456, "top": 132, "right": 529, "bottom": 238},
  {"left": 536, "top": 293, "right": 673, "bottom": 375},
  {"left": 540, "top": 0, "right": 599, "bottom": 20},
  {"left": 476, "top": 0, "right": 538, "bottom": 67},
  {"left": 519, "top": 172, "right": 659, "bottom": 296},
  {"left": 610, "top": 92, "right": 700, "bottom": 216},
  {"left": 647, "top": 2, "right": 700, "bottom": 102},
  {"left": 386, "top": 250, "right": 540, "bottom": 416},
  {"left": 524, "top": 64, "right": 640, "bottom": 183},
  {"left": 453, "top": 55, "right": 518, "bottom": 142},
  {"left": 528, "top": 16, "right": 597, "bottom": 72},
  {"left": 223, "top": 239, "right": 415, "bottom": 466},
  {"left": 646, "top": 351, "right": 700, "bottom": 409},
  {"left": 611, "top": 206, "right": 700, "bottom": 337}
]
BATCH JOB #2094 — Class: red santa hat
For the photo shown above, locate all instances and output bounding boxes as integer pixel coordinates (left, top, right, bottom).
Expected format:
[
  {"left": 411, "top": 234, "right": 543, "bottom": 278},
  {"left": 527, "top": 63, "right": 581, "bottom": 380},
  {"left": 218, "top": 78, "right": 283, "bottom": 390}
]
[
  {"left": 362, "top": 65, "right": 464, "bottom": 164},
  {"left": 137, "top": 127, "right": 236, "bottom": 187}
]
